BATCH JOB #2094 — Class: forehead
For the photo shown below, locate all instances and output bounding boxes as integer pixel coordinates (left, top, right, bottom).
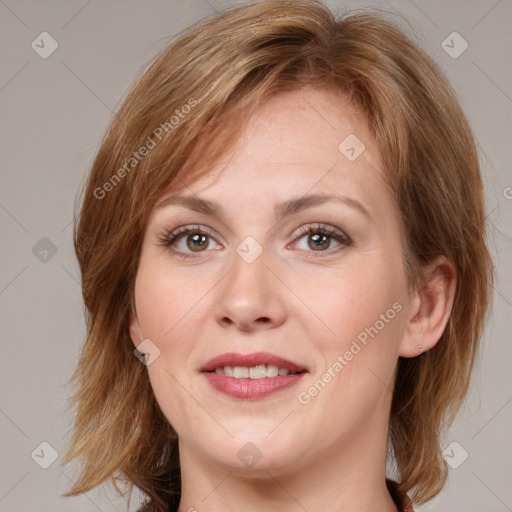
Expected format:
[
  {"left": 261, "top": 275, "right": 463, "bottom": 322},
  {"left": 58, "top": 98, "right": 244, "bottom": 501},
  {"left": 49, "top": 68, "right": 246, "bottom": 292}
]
[{"left": 156, "top": 87, "right": 390, "bottom": 221}]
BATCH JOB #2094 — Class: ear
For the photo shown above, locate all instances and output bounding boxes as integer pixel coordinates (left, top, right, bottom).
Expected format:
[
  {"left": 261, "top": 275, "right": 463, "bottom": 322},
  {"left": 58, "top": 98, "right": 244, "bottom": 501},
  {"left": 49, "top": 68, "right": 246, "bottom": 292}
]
[
  {"left": 399, "top": 255, "right": 457, "bottom": 358},
  {"left": 128, "top": 308, "right": 143, "bottom": 348}
]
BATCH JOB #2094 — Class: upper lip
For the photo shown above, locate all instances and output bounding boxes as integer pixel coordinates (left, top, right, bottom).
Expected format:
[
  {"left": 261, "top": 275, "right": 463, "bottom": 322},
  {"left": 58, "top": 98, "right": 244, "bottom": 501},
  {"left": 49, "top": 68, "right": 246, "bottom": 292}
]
[{"left": 201, "top": 352, "right": 308, "bottom": 373}]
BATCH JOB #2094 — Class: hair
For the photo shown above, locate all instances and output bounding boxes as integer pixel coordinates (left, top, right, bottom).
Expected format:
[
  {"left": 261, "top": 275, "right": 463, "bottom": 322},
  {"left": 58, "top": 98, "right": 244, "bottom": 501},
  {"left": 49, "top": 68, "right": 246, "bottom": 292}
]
[{"left": 63, "top": 1, "right": 494, "bottom": 510}]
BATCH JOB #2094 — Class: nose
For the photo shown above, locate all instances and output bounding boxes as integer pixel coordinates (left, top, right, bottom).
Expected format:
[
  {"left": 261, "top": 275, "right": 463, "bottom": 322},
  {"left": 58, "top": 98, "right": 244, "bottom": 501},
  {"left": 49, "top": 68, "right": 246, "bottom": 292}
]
[{"left": 213, "top": 243, "right": 287, "bottom": 332}]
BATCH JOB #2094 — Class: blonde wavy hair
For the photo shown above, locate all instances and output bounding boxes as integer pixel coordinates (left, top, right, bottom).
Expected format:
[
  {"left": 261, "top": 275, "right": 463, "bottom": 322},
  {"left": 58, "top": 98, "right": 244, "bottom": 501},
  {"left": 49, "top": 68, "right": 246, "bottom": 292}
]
[{"left": 63, "top": 1, "right": 494, "bottom": 510}]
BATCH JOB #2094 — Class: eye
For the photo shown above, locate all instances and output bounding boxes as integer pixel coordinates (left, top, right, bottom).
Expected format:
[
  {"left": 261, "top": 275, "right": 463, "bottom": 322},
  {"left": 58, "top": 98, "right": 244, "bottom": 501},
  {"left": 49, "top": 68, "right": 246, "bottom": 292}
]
[
  {"left": 158, "top": 224, "right": 221, "bottom": 260},
  {"left": 158, "top": 223, "right": 352, "bottom": 260},
  {"left": 291, "top": 223, "right": 352, "bottom": 257}
]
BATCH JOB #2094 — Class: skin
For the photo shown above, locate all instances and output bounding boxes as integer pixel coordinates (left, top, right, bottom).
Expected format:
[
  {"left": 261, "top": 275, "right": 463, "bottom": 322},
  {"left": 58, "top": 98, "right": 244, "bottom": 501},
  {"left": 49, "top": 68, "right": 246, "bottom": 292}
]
[{"left": 129, "top": 87, "right": 456, "bottom": 512}]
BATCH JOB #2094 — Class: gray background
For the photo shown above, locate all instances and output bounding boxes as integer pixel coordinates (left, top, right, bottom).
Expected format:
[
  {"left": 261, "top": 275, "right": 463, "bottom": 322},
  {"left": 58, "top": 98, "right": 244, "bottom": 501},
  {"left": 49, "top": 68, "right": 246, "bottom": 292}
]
[{"left": 0, "top": 0, "right": 510, "bottom": 511}]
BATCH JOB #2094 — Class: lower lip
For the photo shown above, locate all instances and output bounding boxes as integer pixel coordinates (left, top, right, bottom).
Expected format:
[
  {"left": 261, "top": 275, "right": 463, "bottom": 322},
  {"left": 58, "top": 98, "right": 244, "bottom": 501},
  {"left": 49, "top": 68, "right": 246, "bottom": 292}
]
[{"left": 202, "top": 372, "right": 306, "bottom": 399}]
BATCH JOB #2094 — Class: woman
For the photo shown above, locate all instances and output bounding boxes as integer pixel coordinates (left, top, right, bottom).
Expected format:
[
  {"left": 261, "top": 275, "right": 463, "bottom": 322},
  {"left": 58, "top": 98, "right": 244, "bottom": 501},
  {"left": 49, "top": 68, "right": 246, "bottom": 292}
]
[{"left": 63, "top": 1, "right": 494, "bottom": 511}]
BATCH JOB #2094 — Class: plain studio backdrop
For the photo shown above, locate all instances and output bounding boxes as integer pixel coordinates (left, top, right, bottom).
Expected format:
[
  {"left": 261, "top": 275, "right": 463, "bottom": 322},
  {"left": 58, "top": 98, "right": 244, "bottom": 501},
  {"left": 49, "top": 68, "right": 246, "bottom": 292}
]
[{"left": 0, "top": 1, "right": 511, "bottom": 511}]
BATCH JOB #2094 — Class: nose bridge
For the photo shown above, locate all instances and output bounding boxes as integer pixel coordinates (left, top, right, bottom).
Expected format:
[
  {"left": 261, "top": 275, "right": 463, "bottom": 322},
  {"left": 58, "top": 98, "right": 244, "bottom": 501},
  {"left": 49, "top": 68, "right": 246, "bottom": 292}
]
[
  {"left": 213, "top": 235, "right": 286, "bottom": 330},
  {"left": 229, "top": 235, "right": 274, "bottom": 298}
]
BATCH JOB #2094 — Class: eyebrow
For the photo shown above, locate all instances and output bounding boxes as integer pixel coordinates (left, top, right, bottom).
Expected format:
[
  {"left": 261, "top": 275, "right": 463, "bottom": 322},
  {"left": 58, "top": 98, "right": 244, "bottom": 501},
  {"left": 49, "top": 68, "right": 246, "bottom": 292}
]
[{"left": 155, "top": 193, "right": 371, "bottom": 222}]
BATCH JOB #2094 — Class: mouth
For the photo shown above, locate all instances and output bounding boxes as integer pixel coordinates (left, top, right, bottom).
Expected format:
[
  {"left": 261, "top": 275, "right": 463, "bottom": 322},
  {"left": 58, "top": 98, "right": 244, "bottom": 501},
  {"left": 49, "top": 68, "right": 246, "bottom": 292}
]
[
  {"left": 200, "top": 352, "right": 308, "bottom": 399},
  {"left": 205, "top": 365, "right": 306, "bottom": 378},
  {"left": 201, "top": 351, "right": 308, "bottom": 375}
]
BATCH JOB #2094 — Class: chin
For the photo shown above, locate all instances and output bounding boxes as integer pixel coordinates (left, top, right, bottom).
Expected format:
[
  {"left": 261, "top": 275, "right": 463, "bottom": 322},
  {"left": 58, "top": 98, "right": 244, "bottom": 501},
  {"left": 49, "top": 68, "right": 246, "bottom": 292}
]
[
  {"left": 206, "top": 442, "right": 302, "bottom": 477},
  {"left": 187, "top": 424, "right": 305, "bottom": 474}
]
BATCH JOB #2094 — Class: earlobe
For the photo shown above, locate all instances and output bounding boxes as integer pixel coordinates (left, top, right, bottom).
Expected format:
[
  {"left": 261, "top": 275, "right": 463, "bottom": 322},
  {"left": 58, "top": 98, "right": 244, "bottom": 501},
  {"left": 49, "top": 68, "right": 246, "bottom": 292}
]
[{"left": 399, "top": 256, "right": 457, "bottom": 358}]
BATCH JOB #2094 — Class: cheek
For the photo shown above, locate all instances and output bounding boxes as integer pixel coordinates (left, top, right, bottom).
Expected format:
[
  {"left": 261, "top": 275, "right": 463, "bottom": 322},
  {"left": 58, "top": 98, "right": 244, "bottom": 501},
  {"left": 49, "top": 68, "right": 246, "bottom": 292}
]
[
  {"left": 297, "top": 257, "right": 406, "bottom": 375},
  {"left": 299, "top": 274, "right": 404, "bottom": 426},
  {"left": 134, "top": 273, "right": 173, "bottom": 338},
  {"left": 302, "top": 261, "right": 400, "bottom": 332},
  {"left": 134, "top": 258, "right": 208, "bottom": 340},
  {"left": 133, "top": 262, "right": 208, "bottom": 434}
]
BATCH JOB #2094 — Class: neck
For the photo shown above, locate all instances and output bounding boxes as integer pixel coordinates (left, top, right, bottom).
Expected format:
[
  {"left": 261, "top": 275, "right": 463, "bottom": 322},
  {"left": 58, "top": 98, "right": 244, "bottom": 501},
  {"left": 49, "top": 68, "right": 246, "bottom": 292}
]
[{"left": 176, "top": 410, "right": 399, "bottom": 512}]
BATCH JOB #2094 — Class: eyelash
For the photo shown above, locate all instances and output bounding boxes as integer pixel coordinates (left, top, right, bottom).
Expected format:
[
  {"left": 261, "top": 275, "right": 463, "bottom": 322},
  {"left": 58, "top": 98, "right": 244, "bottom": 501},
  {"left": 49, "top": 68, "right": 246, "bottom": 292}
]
[{"left": 158, "top": 223, "right": 352, "bottom": 260}]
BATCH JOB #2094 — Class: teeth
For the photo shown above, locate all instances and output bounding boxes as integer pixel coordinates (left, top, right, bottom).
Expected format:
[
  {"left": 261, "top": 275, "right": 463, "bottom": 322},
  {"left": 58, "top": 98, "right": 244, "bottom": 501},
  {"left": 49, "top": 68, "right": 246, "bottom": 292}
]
[
  {"left": 233, "top": 366, "right": 249, "bottom": 378},
  {"left": 249, "top": 364, "right": 267, "bottom": 379},
  {"left": 212, "top": 364, "right": 296, "bottom": 378},
  {"left": 267, "top": 365, "right": 279, "bottom": 377}
]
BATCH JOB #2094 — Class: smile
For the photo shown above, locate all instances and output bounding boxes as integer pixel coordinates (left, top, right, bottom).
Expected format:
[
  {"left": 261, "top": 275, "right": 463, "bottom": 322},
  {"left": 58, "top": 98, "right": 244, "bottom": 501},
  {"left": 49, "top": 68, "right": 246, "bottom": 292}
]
[
  {"left": 201, "top": 352, "right": 308, "bottom": 399},
  {"left": 209, "top": 364, "right": 303, "bottom": 378}
]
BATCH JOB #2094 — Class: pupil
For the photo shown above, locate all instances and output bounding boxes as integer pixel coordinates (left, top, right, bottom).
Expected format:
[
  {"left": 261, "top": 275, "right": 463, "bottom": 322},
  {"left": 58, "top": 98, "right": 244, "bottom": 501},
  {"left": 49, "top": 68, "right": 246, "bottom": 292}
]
[
  {"left": 188, "top": 233, "right": 207, "bottom": 251},
  {"left": 310, "top": 233, "right": 328, "bottom": 250}
]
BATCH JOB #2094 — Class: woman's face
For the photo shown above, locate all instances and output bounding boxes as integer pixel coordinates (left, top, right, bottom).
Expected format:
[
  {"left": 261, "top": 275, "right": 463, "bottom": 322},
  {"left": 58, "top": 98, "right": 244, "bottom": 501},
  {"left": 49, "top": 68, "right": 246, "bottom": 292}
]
[{"left": 130, "top": 88, "right": 416, "bottom": 476}]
